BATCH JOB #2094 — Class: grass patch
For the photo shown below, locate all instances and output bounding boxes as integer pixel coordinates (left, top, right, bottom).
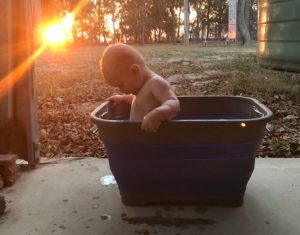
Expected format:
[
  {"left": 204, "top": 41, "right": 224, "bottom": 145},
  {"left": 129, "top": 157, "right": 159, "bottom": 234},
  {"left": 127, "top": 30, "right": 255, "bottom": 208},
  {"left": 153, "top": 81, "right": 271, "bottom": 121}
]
[
  {"left": 152, "top": 50, "right": 182, "bottom": 58},
  {"left": 214, "top": 54, "right": 300, "bottom": 102},
  {"left": 138, "top": 44, "right": 223, "bottom": 59},
  {"left": 271, "top": 137, "right": 290, "bottom": 154},
  {"left": 149, "top": 61, "right": 202, "bottom": 78},
  {"left": 215, "top": 53, "right": 258, "bottom": 72},
  {"left": 143, "top": 49, "right": 218, "bottom": 59},
  {"left": 230, "top": 76, "right": 300, "bottom": 102}
]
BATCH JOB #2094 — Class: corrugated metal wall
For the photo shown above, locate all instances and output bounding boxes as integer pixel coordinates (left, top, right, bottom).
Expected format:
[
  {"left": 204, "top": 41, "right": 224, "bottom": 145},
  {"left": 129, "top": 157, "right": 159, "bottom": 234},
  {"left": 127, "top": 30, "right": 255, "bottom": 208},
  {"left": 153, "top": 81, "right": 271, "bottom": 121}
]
[
  {"left": 258, "top": 0, "right": 300, "bottom": 72},
  {"left": 0, "top": 0, "right": 40, "bottom": 166}
]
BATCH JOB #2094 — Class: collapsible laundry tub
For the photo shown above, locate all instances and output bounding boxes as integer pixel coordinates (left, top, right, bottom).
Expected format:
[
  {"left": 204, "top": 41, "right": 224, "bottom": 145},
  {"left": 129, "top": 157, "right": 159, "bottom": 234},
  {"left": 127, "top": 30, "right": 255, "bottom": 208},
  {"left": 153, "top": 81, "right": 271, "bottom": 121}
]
[{"left": 91, "top": 96, "right": 273, "bottom": 206}]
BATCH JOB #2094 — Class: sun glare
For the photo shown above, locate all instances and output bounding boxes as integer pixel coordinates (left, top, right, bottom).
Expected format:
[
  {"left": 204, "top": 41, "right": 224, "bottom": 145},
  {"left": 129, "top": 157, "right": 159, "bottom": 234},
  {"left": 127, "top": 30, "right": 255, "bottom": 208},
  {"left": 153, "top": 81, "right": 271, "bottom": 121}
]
[
  {"left": 43, "top": 25, "right": 66, "bottom": 44},
  {"left": 1, "top": 3, "right": 85, "bottom": 101},
  {"left": 42, "top": 13, "right": 74, "bottom": 46}
]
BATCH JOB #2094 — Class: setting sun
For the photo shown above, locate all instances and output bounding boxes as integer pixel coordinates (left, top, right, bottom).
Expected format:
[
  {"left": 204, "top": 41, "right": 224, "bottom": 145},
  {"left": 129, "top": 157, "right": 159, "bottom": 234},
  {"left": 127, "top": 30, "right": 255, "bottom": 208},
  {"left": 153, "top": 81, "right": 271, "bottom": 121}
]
[{"left": 41, "top": 13, "right": 74, "bottom": 46}]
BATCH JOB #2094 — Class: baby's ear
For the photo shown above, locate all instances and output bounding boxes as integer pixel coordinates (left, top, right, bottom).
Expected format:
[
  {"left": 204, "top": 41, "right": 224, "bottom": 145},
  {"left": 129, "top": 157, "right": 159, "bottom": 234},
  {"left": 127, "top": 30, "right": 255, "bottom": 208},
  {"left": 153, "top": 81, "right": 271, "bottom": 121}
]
[{"left": 130, "top": 64, "right": 140, "bottom": 76}]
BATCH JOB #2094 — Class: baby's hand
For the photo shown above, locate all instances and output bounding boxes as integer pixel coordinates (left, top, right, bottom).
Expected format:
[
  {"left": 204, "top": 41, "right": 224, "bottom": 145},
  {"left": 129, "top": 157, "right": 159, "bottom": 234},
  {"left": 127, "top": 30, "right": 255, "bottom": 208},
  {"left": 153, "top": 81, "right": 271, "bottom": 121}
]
[
  {"left": 141, "top": 114, "right": 162, "bottom": 132},
  {"left": 107, "top": 95, "right": 125, "bottom": 108}
]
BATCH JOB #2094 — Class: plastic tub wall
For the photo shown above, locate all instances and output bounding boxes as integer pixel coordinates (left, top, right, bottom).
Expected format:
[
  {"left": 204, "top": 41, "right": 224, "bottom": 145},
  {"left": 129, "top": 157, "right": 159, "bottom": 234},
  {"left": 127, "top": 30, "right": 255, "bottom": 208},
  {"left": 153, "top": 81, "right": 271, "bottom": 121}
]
[{"left": 91, "top": 96, "right": 273, "bottom": 206}]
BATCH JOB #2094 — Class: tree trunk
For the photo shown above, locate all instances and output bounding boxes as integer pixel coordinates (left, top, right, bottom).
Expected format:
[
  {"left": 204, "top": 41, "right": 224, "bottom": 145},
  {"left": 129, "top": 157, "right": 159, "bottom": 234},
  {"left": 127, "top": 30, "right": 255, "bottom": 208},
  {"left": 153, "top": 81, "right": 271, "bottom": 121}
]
[
  {"left": 237, "top": 0, "right": 251, "bottom": 45},
  {"left": 195, "top": 6, "right": 201, "bottom": 42},
  {"left": 141, "top": 0, "right": 145, "bottom": 45},
  {"left": 111, "top": 1, "right": 116, "bottom": 43},
  {"left": 206, "top": 3, "right": 211, "bottom": 39},
  {"left": 245, "top": 0, "right": 250, "bottom": 31},
  {"left": 217, "top": 6, "right": 223, "bottom": 39},
  {"left": 170, "top": 1, "right": 176, "bottom": 44},
  {"left": 184, "top": 0, "right": 189, "bottom": 45},
  {"left": 158, "top": 29, "right": 161, "bottom": 42},
  {"left": 177, "top": 5, "right": 182, "bottom": 40}
]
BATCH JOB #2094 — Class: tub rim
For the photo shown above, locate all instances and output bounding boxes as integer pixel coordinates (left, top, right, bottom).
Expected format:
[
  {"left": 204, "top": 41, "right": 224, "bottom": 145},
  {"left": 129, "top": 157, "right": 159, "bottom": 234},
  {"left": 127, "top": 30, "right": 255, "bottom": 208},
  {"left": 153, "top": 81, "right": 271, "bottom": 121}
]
[{"left": 91, "top": 96, "right": 273, "bottom": 124}]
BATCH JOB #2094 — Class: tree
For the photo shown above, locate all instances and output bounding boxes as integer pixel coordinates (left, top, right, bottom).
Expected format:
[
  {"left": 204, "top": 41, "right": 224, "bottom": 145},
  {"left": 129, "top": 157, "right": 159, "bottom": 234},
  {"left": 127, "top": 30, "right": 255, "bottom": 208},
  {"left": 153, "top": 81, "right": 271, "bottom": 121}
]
[
  {"left": 237, "top": 0, "right": 251, "bottom": 45},
  {"left": 40, "top": 0, "right": 66, "bottom": 20},
  {"left": 190, "top": 0, "right": 204, "bottom": 42},
  {"left": 176, "top": 0, "right": 184, "bottom": 40},
  {"left": 141, "top": 0, "right": 146, "bottom": 45},
  {"left": 214, "top": 0, "right": 228, "bottom": 39},
  {"left": 147, "top": 1, "right": 168, "bottom": 43},
  {"left": 41, "top": 0, "right": 247, "bottom": 45},
  {"left": 165, "top": 0, "right": 182, "bottom": 44},
  {"left": 249, "top": 0, "right": 258, "bottom": 40},
  {"left": 95, "top": 0, "right": 110, "bottom": 44},
  {"left": 183, "top": 0, "right": 190, "bottom": 45},
  {"left": 119, "top": 0, "right": 142, "bottom": 43}
]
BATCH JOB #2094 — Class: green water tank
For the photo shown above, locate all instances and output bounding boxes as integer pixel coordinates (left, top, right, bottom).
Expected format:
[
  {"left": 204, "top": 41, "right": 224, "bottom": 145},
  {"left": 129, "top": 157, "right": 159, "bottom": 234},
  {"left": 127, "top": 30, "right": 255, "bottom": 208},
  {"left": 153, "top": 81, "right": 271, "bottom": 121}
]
[{"left": 258, "top": 0, "right": 300, "bottom": 72}]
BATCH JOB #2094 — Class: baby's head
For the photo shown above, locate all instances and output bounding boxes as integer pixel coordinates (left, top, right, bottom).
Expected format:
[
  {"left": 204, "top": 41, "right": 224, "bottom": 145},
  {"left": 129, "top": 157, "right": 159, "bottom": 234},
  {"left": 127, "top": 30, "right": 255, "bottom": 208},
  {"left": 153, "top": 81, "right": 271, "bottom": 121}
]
[{"left": 100, "top": 43, "right": 146, "bottom": 94}]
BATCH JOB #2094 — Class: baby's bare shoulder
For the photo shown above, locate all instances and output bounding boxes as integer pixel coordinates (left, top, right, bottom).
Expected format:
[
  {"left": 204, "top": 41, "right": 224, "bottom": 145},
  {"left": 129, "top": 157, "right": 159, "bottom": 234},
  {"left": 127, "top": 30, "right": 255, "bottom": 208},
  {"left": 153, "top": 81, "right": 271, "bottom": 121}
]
[
  {"left": 147, "top": 76, "right": 175, "bottom": 98},
  {"left": 148, "top": 75, "right": 170, "bottom": 87}
]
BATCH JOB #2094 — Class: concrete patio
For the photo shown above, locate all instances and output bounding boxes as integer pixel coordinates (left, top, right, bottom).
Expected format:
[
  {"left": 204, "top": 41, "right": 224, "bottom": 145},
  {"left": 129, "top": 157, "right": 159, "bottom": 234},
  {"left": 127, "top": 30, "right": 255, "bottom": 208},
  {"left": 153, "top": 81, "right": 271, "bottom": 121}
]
[{"left": 0, "top": 158, "right": 299, "bottom": 235}]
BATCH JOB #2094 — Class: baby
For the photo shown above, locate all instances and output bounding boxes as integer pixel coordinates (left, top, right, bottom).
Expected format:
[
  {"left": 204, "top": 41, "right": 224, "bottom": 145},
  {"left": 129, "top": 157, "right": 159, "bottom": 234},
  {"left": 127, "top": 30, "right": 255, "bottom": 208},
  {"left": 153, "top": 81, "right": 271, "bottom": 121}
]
[{"left": 100, "top": 43, "right": 180, "bottom": 132}]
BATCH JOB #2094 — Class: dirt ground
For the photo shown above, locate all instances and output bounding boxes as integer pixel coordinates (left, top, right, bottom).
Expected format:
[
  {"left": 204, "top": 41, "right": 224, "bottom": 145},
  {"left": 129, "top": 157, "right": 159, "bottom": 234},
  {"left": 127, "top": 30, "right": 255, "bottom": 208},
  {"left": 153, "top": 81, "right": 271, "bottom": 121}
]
[{"left": 34, "top": 44, "right": 300, "bottom": 158}]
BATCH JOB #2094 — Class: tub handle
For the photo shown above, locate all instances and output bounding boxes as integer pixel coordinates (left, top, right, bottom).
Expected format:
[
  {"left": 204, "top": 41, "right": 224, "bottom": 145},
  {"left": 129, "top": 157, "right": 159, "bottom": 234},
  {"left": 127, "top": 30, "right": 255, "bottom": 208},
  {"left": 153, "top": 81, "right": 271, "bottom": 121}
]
[
  {"left": 90, "top": 125, "right": 98, "bottom": 134},
  {"left": 252, "top": 106, "right": 272, "bottom": 133},
  {"left": 253, "top": 106, "right": 264, "bottom": 116},
  {"left": 265, "top": 123, "right": 273, "bottom": 133}
]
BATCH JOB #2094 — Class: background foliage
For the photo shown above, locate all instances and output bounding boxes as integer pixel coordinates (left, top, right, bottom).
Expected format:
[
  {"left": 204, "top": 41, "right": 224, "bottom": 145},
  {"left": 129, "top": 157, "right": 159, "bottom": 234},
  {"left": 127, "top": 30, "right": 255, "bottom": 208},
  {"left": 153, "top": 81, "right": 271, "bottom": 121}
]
[{"left": 41, "top": 0, "right": 258, "bottom": 45}]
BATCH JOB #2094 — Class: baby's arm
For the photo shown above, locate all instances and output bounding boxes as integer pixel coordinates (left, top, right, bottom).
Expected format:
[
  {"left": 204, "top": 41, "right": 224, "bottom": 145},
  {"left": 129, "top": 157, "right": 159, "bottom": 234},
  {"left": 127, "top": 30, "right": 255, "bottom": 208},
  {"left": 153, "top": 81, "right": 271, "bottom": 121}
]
[
  {"left": 141, "top": 79, "right": 180, "bottom": 132},
  {"left": 107, "top": 94, "right": 134, "bottom": 116},
  {"left": 107, "top": 94, "right": 134, "bottom": 106}
]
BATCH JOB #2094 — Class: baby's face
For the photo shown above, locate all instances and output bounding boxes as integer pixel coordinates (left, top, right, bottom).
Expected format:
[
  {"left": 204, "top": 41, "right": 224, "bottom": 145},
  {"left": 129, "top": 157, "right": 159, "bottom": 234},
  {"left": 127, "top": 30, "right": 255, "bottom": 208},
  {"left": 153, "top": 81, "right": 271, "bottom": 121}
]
[
  {"left": 107, "top": 68, "right": 141, "bottom": 94},
  {"left": 113, "top": 76, "right": 133, "bottom": 94},
  {"left": 102, "top": 57, "right": 145, "bottom": 95}
]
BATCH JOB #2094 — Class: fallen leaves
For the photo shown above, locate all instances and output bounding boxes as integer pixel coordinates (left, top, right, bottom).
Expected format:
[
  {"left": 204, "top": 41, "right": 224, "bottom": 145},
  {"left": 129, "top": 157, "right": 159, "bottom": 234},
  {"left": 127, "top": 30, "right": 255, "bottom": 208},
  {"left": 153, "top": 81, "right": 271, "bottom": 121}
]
[
  {"left": 38, "top": 96, "right": 106, "bottom": 157},
  {"left": 35, "top": 46, "right": 300, "bottom": 158}
]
